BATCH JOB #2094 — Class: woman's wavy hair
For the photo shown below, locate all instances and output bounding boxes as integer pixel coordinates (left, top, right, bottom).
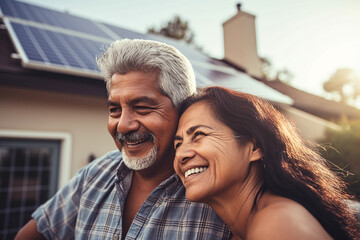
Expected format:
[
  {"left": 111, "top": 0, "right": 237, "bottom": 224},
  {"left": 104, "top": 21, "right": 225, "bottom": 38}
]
[{"left": 179, "top": 86, "right": 360, "bottom": 240}]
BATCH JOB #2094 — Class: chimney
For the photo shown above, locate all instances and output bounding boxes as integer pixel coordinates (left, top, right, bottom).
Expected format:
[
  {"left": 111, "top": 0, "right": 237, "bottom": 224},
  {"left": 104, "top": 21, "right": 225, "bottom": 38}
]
[
  {"left": 236, "top": 3, "right": 242, "bottom": 11},
  {"left": 222, "top": 3, "right": 263, "bottom": 78}
]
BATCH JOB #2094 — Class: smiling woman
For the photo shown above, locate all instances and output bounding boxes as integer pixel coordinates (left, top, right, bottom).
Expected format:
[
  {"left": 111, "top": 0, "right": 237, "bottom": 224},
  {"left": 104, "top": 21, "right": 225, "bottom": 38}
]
[
  {"left": 174, "top": 102, "right": 262, "bottom": 204},
  {"left": 173, "top": 86, "right": 360, "bottom": 240}
]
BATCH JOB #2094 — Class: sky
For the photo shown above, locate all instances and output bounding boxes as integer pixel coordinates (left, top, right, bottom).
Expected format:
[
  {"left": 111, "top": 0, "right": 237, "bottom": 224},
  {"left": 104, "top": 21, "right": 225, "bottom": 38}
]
[{"left": 20, "top": 0, "right": 360, "bottom": 103}]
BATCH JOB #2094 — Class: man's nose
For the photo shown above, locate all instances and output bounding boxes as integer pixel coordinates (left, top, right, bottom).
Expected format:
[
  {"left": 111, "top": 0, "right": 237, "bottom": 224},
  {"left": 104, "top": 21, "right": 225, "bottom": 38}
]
[
  {"left": 116, "top": 110, "right": 140, "bottom": 134},
  {"left": 175, "top": 144, "right": 195, "bottom": 164}
]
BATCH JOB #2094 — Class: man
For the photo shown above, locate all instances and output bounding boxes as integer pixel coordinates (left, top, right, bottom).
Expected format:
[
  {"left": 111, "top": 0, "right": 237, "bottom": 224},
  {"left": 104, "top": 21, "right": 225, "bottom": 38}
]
[{"left": 15, "top": 39, "right": 231, "bottom": 239}]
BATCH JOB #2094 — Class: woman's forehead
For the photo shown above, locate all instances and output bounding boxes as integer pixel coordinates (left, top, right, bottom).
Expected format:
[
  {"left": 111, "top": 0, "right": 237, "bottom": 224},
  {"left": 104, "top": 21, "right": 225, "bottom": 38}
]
[{"left": 178, "top": 102, "right": 227, "bottom": 132}]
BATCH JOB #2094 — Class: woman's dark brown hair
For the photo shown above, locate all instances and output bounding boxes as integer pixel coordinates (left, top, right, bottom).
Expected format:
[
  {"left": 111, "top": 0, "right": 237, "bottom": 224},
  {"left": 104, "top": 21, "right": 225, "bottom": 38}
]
[{"left": 179, "top": 86, "right": 360, "bottom": 240}]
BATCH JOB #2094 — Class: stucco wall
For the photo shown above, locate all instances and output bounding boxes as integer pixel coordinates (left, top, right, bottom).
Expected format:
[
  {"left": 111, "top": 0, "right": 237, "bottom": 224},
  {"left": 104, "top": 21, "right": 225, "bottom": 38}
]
[
  {"left": 0, "top": 86, "right": 117, "bottom": 180},
  {"left": 281, "top": 105, "right": 341, "bottom": 141}
]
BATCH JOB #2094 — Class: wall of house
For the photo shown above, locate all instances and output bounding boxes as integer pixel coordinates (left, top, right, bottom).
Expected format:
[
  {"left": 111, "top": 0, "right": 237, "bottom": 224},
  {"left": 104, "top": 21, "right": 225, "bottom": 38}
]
[
  {"left": 280, "top": 105, "right": 341, "bottom": 141},
  {"left": 0, "top": 86, "right": 117, "bottom": 180}
]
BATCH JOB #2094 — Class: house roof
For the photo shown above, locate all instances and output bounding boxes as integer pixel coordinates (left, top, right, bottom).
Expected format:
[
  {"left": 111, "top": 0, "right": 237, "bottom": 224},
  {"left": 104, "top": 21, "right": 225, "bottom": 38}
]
[
  {"left": 0, "top": 0, "right": 292, "bottom": 105},
  {"left": 263, "top": 79, "right": 360, "bottom": 120}
]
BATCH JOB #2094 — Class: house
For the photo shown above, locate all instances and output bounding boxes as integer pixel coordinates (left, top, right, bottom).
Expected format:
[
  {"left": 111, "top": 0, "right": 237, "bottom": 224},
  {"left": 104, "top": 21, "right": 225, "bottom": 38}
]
[
  {"left": 0, "top": 1, "right": 294, "bottom": 238},
  {"left": 0, "top": 1, "right": 348, "bottom": 238}
]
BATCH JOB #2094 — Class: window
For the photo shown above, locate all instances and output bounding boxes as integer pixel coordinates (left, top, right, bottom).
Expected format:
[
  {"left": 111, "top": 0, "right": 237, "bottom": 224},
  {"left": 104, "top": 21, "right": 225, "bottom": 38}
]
[{"left": 0, "top": 138, "right": 60, "bottom": 239}]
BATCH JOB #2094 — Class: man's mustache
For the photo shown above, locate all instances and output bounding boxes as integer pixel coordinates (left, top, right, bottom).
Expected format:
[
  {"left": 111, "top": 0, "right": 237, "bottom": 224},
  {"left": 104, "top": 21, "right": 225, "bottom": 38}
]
[{"left": 115, "top": 131, "right": 155, "bottom": 144}]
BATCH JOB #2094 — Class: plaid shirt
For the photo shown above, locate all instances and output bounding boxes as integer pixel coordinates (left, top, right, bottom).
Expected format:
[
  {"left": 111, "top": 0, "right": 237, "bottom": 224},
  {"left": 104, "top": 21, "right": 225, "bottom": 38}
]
[{"left": 32, "top": 150, "right": 231, "bottom": 240}]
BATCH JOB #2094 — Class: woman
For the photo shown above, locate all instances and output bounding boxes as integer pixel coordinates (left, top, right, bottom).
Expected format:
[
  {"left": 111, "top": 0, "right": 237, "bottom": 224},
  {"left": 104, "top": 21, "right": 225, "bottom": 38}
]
[{"left": 173, "top": 86, "right": 359, "bottom": 239}]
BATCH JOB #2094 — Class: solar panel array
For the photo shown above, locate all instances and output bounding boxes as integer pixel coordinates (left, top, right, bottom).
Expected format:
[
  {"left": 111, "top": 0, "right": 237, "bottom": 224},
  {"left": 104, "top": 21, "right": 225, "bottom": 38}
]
[
  {"left": 7, "top": 19, "right": 108, "bottom": 77},
  {"left": 0, "top": 0, "right": 292, "bottom": 104}
]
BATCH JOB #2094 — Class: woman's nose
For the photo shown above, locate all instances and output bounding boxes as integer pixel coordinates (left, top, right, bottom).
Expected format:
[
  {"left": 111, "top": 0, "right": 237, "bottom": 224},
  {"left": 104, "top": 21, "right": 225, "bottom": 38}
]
[{"left": 175, "top": 144, "right": 196, "bottom": 164}]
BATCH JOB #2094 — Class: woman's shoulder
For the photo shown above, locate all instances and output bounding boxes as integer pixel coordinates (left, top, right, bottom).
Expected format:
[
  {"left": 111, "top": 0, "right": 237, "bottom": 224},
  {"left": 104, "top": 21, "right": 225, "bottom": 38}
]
[{"left": 246, "top": 194, "right": 332, "bottom": 240}]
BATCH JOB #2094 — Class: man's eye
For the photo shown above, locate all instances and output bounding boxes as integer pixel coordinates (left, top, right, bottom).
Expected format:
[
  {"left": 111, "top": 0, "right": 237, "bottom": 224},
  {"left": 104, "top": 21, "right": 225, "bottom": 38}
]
[
  {"left": 134, "top": 105, "right": 154, "bottom": 115},
  {"left": 174, "top": 142, "right": 182, "bottom": 150},
  {"left": 109, "top": 108, "right": 121, "bottom": 115},
  {"left": 135, "top": 106, "right": 150, "bottom": 109}
]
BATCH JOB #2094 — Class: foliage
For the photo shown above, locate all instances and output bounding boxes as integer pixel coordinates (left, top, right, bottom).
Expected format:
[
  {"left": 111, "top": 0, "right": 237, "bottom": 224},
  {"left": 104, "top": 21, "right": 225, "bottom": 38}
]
[
  {"left": 148, "top": 16, "right": 195, "bottom": 44},
  {"left": 259, "top": 57, "right": 293, "bottom": 83},
  {"left": 259, "top": 57, "right": 273, "bottom": 80},
  {"left": 323, "top": 68, "right": 360, "bottom": 104},
  {"left": 318, "top": 118, "right": 360, "bottom": 198}
]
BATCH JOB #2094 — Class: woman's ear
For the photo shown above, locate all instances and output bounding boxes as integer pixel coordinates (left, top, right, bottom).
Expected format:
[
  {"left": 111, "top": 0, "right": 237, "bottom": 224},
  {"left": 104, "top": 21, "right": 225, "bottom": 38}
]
[{"left": 249, "top": 142, "right": 263, "bottom": 162}]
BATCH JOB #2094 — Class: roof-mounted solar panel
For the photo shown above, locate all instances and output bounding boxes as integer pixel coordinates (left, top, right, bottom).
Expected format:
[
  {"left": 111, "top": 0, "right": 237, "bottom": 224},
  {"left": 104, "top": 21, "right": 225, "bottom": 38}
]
[
  {"left": 193, "top": 62, "right": 293, "bottom": 104},
  {"left": 101, "top": 23, "right": 148, "bottom": 40},
  {"left": 5, "top": 18, "right": 109, "bottom": 78},
  {"left": 1, "top": 0, "right": 111, "bottom": 39},
  {"left": 98, "top": 22, "right": 211, "bottom": 63},
  {"left": 146, "top": 33, "right": 210, "bottom": 62}
]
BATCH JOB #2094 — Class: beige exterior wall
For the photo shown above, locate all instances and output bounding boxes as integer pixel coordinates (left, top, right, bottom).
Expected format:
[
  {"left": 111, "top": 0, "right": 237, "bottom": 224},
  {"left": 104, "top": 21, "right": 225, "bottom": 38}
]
[
  {"left": 280, "top": 105, "right": 341, "bottom": 141},
  {"left": 223, "top": 11, "right": 263, "bottom": 78},
  {"left": 0, "top": 86, "right": 117, "bottom": 185}
]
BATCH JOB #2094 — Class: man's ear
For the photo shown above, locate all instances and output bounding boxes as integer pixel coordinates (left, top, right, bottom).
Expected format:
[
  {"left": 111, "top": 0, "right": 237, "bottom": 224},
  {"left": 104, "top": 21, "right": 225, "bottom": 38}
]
[{"left": 249, "top": 142, "right": 263, "bottom": 162}]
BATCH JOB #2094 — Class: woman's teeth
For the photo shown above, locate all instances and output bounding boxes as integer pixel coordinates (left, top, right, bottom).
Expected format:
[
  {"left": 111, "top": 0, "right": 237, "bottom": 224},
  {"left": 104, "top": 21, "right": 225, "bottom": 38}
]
[{"left": 185, "top": 167, "right": 208, "bottom": 178}]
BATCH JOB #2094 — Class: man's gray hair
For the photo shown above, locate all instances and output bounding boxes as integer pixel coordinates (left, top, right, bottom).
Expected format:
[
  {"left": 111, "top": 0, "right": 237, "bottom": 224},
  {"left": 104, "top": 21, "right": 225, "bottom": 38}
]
[{"left": 97, "top": 39, "right": 196, "bottom": 108}]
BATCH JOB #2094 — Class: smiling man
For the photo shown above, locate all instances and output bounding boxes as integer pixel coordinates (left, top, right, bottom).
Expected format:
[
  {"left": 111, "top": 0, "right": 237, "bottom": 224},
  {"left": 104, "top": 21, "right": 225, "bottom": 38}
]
[
  {"left": 107, "top": 71, "right": 177, "bottom": 173},
  {"left": 15, "top": 39, "right": 230, "bottom": 240}
]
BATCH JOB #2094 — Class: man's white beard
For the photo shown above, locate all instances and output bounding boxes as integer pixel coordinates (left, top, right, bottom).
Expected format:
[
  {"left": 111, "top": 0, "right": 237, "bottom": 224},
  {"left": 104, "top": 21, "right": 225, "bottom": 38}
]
[{"left": 122, "top": 146, "right": 158, "bottom": 170}]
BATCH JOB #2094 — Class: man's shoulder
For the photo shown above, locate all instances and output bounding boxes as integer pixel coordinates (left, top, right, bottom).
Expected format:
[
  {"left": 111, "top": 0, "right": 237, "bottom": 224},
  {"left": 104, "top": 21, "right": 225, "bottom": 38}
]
[
  {"left": 82, "top": 150, "right": 123, "bottom": 181},
  {"left": 87, "top": 150, "right": 122, "bottom": 169}
]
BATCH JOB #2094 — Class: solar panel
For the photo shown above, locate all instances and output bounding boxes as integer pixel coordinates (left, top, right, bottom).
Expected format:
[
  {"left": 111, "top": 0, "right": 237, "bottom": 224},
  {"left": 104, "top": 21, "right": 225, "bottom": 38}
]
[
  {"left": 101, "top": 23, "right": 148, "bottom": 40},
  {"left": 99, "top": 23, "right": 212, "bottom": 63},
  {"left": 193, "top": 63, "right": 293, "bottom": 104},
  {"left": 146, "top": 33, "right": 211, "bottom": 62},
  {"left": 6, "top": 19, "right": 109, "bottom": 78},
  {"left": 1, "top": 0, "right": 111, "bottom": 39},
  {"left": 9, "top": 22, "right": 44, "bottom": 62}
]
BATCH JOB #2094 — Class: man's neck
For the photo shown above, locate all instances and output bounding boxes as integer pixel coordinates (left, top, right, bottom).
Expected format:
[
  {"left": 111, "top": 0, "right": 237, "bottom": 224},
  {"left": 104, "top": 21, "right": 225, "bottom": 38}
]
[
  {"left": 133, "top": 166, "right": 175, "bottom": 191},
  {"left": 121, "top": 164, "right": 174, "bottom": 239}
]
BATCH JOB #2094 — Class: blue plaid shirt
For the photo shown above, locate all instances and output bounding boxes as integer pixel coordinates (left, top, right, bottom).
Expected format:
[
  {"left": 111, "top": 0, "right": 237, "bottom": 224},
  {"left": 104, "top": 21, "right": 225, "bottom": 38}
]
[{"left": 32, "top": 150, "right": 231, "bottom": 239}]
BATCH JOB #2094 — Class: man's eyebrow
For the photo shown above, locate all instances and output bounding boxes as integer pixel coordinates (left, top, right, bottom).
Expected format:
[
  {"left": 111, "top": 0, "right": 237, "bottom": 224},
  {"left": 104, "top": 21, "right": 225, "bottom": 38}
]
[
  {"left": 107, "top": 100, "right": 118, "bottom": 106},
  {"left": 107, "top": 97, "right": 157, "bottom": 106},
  {"left": 129, "top": 96, "right": 157, "bottom": 106},
  {"left": 186, "top": 125, "right": 213, "bottom": 135}
]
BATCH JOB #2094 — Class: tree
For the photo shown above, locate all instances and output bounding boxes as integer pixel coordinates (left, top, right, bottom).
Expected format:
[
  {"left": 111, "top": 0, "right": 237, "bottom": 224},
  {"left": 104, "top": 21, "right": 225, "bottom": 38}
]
[
  {"left": 260, "top": 56, "right": 274, "bottom": 80},
  {"left": 318, "top": 118, "right": 360, "bottom": 197},
  {"left": 275, "top": 68, "right": 294, "bottom": 83},
  {"left": 260, "top": 57, "right": 293, "bottom": 83},
  {"left": 323, "top": 68, "right": 360, "bottom": 104},
  {"left": 148, "top": 16, "right": 195, "bottom": 44}
]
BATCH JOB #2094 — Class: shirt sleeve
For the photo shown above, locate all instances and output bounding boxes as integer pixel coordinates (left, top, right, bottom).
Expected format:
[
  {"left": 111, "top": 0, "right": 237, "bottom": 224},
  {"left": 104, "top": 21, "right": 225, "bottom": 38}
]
[{"left": 31, "top": 160, "right": 92, "bottom": 240}]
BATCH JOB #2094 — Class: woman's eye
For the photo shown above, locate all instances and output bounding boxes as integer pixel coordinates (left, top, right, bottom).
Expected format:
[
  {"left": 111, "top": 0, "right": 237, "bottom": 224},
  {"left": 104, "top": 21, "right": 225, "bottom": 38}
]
[{"left": 193, "top": 131, "right": 206, "bottom": 141}]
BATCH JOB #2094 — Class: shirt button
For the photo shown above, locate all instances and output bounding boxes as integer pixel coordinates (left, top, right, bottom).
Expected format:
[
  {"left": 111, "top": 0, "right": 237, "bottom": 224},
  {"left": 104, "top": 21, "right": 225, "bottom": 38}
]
[{"left": 113, "top": 234, "right": 119, "bottom": 240}]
